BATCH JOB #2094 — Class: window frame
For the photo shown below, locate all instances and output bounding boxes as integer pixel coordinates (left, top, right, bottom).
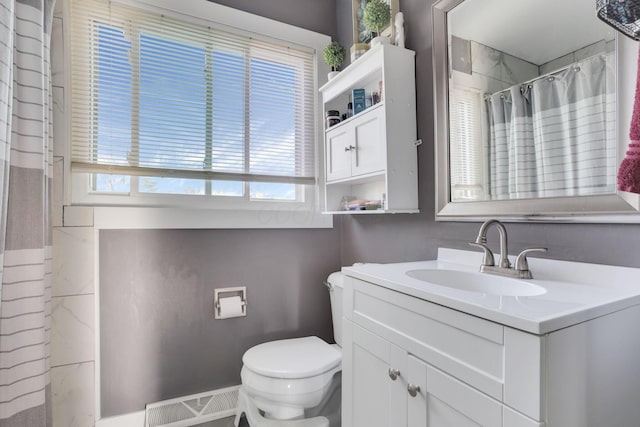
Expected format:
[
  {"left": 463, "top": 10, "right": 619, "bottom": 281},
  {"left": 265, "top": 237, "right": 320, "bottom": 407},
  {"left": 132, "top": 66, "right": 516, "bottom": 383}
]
[{"left": 63, "top": 0, "right": 331, "bottom": 226}]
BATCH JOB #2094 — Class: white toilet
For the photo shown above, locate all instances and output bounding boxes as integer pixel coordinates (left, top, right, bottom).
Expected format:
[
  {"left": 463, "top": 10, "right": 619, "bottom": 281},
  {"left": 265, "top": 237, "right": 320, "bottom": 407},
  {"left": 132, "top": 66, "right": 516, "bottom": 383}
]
[{"left": 234, "top": 272, "right": 344, "bottom": 427}]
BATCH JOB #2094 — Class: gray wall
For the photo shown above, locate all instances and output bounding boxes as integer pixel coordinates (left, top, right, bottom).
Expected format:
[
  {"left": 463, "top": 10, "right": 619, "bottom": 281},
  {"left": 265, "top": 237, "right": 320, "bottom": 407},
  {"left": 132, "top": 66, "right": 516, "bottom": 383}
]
[
  {"left": 338, "top": 0, "right": 640, "bottom": 268},
  {"left": 100, "top": 228, "right": 341, "bottom": 416},
  {"left": 207, "top": 0, "right": 337, "bottom": 38}
]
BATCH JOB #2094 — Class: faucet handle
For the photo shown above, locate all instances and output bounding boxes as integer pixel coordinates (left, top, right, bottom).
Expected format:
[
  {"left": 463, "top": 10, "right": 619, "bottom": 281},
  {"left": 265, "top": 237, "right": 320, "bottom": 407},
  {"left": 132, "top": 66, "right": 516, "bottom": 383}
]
[
  {"left": 469, "top": 242, "right": 495, "bottom": 267},
  {"left": 515, "top": 248, "right": 547, "bottom": 271}
]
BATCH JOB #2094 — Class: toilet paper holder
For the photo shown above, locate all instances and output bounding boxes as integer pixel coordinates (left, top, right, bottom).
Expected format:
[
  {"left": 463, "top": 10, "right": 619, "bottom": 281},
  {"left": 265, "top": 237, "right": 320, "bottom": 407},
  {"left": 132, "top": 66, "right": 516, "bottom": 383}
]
[{"left": 214, "top": 286, "right": 247, "bottom": 319}]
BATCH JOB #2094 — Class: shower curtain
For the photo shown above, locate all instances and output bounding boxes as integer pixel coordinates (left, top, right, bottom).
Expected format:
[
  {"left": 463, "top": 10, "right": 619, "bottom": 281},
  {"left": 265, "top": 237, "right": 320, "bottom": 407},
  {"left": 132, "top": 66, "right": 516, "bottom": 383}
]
[
  {"left": 486, "top": 85, "right": 537, "bottom": 200},
  {"left": 485, "top": 52, "right": 616, "bottom": 200},
  {"left": 0, "top": 0, "right": 55, "bottom": 426}
]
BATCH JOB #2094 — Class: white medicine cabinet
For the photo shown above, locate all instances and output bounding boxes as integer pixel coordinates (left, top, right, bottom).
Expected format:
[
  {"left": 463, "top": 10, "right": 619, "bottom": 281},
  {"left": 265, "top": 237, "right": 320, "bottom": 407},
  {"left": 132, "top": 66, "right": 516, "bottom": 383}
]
[{"left": 319, "top": 44, "right": 419, "bottom": 214}]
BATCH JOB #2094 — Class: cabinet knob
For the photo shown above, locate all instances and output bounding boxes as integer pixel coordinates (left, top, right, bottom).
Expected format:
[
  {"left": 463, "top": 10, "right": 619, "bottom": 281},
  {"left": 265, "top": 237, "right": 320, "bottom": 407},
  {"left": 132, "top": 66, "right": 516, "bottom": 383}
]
[
  {"left": 388, "top": 368, "right": 401, "bottom": 381},
  {"left": 407, "top": 384, "right": 421, "bottom": 397}
]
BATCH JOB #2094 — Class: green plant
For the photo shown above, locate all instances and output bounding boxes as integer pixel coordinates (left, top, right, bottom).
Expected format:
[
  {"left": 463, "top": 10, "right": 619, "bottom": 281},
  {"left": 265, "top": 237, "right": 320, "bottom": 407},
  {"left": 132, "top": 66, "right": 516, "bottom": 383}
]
[
  {"left": 323, "top": 42, "right": 346, "bottom": 71},
  {"left": 363, "top": 0, "right": 391, "bottom": 37}
]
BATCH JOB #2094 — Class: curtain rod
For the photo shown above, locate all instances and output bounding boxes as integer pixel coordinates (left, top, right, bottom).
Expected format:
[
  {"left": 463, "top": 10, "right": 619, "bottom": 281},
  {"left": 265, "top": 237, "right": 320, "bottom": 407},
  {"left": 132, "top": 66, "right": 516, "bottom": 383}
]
[{"left": 485, "top": 50, "right": 613, "bottom": 98}]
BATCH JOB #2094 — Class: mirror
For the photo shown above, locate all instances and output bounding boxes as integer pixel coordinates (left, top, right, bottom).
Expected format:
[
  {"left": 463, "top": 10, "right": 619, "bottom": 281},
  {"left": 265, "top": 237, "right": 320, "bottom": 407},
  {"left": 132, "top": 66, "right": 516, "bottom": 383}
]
[{"left": 433, "top": 0, "right": 640, "bottom": 221}]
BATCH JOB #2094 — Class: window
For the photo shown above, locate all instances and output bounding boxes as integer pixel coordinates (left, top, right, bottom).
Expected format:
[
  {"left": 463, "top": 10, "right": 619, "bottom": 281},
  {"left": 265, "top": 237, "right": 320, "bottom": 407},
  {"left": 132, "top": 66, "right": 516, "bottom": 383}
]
[
  {"left": 69, "top": 0, "right": 318, "bottom": 207},
  {"left": 449, "top": 87, "right": 486, "bottom": 201}
]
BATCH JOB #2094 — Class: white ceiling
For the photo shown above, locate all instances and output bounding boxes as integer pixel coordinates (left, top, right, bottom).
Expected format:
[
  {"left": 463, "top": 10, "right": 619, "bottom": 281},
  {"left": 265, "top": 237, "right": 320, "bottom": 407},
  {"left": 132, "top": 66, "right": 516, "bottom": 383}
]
[{"left": 448, "top": 0, "right": 617, "bottom": 65}]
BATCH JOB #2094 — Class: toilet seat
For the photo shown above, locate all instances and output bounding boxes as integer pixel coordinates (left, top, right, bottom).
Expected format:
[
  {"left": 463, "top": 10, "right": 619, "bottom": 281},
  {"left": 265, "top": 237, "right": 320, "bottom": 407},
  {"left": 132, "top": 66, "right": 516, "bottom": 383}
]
[
  {"left": 242, "top": 336, "right": 341, "bottom": 379},
  {"left": 241, "top": 363, "right": 340, "bottom": 400}
]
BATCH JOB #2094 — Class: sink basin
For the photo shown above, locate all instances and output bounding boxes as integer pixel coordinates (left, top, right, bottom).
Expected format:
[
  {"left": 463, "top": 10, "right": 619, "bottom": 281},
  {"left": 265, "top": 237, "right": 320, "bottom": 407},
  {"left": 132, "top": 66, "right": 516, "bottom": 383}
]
[{"left": 405, "top": 269, "right": 546, "bottom": 297}]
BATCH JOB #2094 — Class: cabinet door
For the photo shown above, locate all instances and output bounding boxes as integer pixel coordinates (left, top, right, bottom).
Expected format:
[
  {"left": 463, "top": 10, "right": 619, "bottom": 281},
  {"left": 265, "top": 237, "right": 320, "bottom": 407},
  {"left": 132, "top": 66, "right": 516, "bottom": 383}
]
[
  {"left": 344, "top": 321, "right": 407, "bottom": 427},
  {"left": 407, "top": 355, "right": 503, "bottom": 427},
  {"left": 325, "top": 124, "right": 352, "bottom": 182},
  {"left": 351, "top": 106, "right": 385, "bottom": 177}
]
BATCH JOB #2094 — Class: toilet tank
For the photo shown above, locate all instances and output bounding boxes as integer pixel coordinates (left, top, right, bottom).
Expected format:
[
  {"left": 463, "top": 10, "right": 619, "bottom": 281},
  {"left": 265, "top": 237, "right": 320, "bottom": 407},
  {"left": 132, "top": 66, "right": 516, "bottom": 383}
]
[{"left": 327, "top": 271, "right": 344, "bottom": 347}]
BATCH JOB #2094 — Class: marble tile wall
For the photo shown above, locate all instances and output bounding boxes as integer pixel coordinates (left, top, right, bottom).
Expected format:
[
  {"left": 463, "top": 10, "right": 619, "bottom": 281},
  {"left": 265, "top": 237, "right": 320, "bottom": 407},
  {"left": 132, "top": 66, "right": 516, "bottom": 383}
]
[
  {"left": 540, "top": 39, "right": 615, "bottom": 75},
  {"left": 469, "top": 40, "right": 539, "bottom": 92},
  {"left": 51, "top": 3, "right": 97, "bottom": 426},
  {"left": 51, "top": 227, "right": 96, "bottom": 427},
  {"left": 452, "top": 37, "right": 617, "bottom": 97},
  {"left": 52, "top": 363, "right": 95, "bottom": 427},
  {"left": 450, "top": 38, "right": 539, "bottom": 95}
]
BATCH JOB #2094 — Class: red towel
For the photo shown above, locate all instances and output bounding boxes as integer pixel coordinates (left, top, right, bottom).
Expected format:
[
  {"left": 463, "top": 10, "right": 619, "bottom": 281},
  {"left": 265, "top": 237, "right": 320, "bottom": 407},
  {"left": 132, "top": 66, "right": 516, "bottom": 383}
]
[{"left": 618, "top": 45, "right": 640, "bottom": 193}]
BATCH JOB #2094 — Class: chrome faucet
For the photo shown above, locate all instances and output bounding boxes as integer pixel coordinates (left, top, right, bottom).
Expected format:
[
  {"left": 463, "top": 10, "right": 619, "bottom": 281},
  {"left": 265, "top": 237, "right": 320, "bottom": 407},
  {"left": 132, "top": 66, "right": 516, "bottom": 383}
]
[
  {"left": 470, "top": 219, "right": 511, "bottom": 269},
  {"left": 469, "top": 219, "right": 547, "bottom": 279}
]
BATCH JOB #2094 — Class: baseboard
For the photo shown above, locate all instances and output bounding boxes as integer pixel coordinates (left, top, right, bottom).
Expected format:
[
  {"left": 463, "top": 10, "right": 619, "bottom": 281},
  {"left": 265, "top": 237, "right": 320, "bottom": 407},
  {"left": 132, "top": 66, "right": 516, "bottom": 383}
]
[{"left": 95, "top": 411, "right": 145, "bottom": 427}]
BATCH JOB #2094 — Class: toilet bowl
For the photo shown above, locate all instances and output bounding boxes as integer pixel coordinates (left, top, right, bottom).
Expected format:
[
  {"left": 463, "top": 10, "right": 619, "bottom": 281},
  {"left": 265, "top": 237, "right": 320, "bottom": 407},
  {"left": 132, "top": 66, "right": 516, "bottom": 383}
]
[
  {"left": 241, "top": 336, "right": 341, "bottom": 420},
  {"left": 234, "top": 272, "right": 344, "bottom": 426}
]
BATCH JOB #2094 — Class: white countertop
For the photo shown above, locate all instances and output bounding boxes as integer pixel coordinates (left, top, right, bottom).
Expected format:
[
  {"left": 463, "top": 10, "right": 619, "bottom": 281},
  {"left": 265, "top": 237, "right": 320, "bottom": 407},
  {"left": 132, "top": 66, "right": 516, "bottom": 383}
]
[{"left": 342, "top": 248, "right": 640, "bottom": 334}]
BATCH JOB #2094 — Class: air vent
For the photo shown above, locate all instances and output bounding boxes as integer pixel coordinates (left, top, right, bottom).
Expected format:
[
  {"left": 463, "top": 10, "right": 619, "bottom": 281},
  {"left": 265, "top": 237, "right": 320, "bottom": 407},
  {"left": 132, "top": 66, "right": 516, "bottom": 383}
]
[{"left": 145, "top": 385, "right": 240, "bottom": 427}]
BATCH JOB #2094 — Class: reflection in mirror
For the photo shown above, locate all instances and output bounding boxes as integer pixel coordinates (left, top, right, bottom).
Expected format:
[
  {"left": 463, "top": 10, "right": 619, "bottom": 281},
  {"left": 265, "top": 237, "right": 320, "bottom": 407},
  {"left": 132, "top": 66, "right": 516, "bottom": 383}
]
[{"left": 446, "top": 0, "right": 617, "bottom": 203}]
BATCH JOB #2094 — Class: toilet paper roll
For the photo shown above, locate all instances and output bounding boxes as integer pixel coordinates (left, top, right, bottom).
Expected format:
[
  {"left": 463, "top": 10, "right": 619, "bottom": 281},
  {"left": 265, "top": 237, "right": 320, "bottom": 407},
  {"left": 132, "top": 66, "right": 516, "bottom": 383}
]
[{"left": 218, "top": 295, "right": 245, "bottom": 319}]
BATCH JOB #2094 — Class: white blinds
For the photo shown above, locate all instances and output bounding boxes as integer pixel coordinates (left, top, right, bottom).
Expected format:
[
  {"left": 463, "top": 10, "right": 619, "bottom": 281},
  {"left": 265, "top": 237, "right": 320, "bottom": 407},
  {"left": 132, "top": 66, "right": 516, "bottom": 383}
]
[
  {"left": 69, "top": 0, "right": 316, "bottom": 185},
  {"left": 449, "top": 87, "right": 485, "bottom": 201}
]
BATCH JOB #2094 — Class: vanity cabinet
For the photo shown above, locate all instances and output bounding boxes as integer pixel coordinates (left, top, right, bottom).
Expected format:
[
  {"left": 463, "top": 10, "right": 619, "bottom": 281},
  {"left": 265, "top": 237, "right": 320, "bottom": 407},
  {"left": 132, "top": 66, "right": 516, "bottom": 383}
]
[
  {"left": 319, "top": 44, "right": 418, "bottom": 214},
  {"left": 344, "top": 321, "right": 522, "bottom": 427},
  {"left": 342, "top": 274, "right": 640, "bottom": 427}
]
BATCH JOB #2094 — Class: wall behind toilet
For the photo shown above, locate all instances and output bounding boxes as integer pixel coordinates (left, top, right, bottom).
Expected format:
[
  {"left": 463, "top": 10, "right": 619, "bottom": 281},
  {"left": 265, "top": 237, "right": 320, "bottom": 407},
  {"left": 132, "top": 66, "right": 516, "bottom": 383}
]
[{"left": 100, "top": 228, "right": 341, "bottom": 416}]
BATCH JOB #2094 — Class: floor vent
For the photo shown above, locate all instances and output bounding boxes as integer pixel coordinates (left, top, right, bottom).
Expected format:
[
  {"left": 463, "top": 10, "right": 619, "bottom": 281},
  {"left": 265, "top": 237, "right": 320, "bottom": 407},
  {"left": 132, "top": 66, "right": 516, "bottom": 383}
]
[{"left": 145, "top": 385, "right": 240, "bottom": 427}]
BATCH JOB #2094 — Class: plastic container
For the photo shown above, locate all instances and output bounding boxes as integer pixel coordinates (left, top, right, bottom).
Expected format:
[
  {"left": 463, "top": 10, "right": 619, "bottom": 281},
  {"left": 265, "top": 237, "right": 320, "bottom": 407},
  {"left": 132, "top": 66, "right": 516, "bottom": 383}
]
[{"left": 326, "top": 110, "right": 341, "bottom": 128}]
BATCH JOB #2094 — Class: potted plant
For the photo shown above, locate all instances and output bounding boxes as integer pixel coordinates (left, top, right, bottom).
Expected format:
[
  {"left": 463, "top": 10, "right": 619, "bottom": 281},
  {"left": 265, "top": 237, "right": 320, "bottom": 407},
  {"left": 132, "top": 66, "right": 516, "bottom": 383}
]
[
  {"left": 323, "top": 41, "right": 346, "bottom": 80},
  {"left": 363, "top": 0, "right": 391, "bottom": 47}
]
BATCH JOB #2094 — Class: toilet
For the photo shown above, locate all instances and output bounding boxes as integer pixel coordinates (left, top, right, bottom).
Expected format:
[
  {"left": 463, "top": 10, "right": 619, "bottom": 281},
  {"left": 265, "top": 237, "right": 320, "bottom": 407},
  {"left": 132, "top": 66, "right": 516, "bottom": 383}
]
[{"left": 234, "top": 272, "right": 344, "bottom": 427}]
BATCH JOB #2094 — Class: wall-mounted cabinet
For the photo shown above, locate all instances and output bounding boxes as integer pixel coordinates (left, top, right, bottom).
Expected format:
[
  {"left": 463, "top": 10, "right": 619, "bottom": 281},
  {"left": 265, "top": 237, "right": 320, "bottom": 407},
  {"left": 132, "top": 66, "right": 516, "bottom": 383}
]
[{"left": 319, "top": 44, "right": 418, "bottom": 214}]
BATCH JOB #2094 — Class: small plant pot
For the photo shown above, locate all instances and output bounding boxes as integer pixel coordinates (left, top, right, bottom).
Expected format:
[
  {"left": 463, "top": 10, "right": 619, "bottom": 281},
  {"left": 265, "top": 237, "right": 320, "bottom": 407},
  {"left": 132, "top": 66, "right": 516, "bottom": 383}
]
[
  {"left": 328, "top": 71, "right": 340, "bottom": 80},
  {"left": 370, "top": 36, "right": 389, "bottom": 47}
]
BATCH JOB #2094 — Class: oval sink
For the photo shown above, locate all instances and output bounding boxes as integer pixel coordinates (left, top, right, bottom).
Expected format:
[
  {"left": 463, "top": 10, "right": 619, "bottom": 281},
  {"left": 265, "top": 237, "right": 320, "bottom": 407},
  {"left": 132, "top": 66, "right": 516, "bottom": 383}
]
[{"left": 405, "top": 269, "right": 546, "bottom": 297}]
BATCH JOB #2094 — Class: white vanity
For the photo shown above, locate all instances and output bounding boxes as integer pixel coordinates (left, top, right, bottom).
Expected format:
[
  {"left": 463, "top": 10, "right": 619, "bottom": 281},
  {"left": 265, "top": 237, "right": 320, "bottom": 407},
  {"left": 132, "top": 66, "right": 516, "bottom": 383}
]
[{"left": 341, "top": 248, "right": 640, "bottom": 426}]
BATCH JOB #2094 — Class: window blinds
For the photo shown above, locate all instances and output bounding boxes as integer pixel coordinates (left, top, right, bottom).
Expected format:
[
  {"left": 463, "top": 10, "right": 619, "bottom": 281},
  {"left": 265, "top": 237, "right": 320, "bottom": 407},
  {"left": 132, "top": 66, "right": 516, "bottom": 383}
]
[
  {"left": 69, "top": 0, "right": 317, "bottom": 185},
  {"left": 449, "top": 87, "right": 485, "bottom": 200}
]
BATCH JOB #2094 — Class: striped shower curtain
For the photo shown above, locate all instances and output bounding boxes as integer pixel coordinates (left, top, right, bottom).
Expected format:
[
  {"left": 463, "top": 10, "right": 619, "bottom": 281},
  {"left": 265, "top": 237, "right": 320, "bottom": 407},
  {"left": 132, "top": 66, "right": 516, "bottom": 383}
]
[
  {"left": 0, "top": 0, "right": 55, "bottom": 426},
  {"left": 486, "top": 85, "right": 538, "bottom": 200},
  {"left": 485, "top": 52, "right": 616, "bottom": 200},
  {"left": 530, "top": 53, "right": 617, "bottom": 198}
]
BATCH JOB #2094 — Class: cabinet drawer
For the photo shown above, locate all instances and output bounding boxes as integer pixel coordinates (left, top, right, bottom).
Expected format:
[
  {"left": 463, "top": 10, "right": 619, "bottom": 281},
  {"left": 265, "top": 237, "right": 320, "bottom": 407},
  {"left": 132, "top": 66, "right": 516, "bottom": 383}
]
[{"left": 345, "top": 277, "right": 545, "bottom": 421}]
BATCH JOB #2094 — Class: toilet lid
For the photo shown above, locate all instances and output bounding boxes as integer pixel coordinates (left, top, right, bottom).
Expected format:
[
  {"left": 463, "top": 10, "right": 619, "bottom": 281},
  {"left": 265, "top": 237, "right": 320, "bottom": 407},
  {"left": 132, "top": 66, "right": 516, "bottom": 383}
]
[{"left": 242, "top": 336, "right": 341, "bottom": 379}]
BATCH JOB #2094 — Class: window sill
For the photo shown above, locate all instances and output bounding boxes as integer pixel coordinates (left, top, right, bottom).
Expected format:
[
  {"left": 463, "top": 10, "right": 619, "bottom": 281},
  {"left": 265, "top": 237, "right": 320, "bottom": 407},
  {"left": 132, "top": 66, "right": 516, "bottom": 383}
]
[{"left": 62, "top": 206, "right": 334, "bottom": 229}]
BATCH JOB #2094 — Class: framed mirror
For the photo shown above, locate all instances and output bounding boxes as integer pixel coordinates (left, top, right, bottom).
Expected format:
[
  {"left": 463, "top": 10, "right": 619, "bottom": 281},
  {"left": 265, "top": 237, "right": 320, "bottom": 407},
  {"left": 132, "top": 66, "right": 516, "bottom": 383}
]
[{"left": 433, "top": 0, "right": 640, "bottom": 221}]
